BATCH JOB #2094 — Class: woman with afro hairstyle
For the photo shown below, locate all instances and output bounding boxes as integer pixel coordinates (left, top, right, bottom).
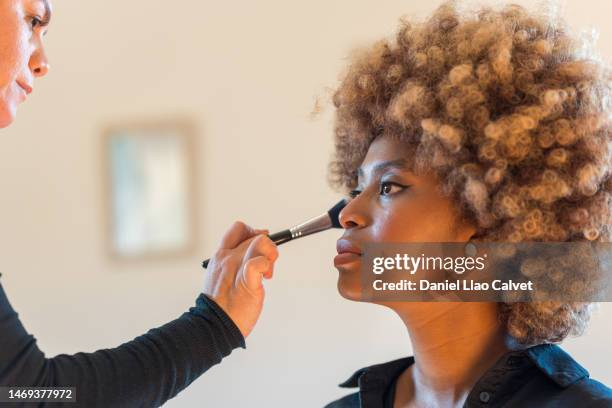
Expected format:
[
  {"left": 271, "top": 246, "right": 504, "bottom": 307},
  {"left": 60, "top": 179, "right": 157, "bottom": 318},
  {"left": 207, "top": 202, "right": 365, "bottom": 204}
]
[{"left": 326, "top": 1, "right": 612, "bottom": 407}]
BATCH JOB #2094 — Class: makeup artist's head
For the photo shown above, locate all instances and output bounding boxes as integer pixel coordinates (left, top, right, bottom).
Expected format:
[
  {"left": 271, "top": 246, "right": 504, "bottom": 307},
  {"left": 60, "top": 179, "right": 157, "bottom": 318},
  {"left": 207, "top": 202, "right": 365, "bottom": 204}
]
[
  {"left": 330, "top": 2, "right": 611, "bottom": 345},
  {"left": 0, "top": 0, "right": 51, "bottom": 128}
]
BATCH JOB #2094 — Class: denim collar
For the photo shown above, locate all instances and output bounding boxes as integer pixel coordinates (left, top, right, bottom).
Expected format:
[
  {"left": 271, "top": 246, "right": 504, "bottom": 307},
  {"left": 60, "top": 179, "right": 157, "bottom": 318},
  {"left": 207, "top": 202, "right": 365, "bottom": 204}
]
[
  {"left": 338, "top": 344, "right": 588, "bottom": 390},
  {"left": 524, "top": 343, "right": 589, "bottom": 387},
  {"left": 337, "top": 343, "right": 589, "bottom": 408},
  {"left": 339, "top": 356, "right": 414, "bottom": 390}
]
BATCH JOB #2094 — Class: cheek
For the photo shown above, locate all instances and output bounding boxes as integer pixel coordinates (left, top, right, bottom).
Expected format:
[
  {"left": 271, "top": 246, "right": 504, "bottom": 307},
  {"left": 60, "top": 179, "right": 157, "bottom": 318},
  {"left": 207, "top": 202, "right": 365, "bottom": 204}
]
[
  {"left": 370, "top": 199, "right": 458, "bottom": 242},
  {"left": 370, "top": 211, "right": 424, "bottom": 242},
  {"left": 0, "top": 23, "right": 29, "bottom": 128},
  {"left": 0, "top": 22, "right": 29, "bottom": 86}
]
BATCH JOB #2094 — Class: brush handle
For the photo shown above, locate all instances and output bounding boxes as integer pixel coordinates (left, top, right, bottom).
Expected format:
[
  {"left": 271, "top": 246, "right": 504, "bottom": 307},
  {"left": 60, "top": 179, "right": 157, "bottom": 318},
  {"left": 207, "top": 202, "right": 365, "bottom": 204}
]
[{"left": 201, "top": 229, "right": 293, "bottom": 269}]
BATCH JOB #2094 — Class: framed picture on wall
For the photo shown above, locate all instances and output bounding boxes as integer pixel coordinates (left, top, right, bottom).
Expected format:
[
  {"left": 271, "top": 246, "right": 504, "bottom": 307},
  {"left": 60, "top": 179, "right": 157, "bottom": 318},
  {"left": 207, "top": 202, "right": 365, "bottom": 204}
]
[{"left": 102, "top": 119, "right": 198, "bottom": 259}]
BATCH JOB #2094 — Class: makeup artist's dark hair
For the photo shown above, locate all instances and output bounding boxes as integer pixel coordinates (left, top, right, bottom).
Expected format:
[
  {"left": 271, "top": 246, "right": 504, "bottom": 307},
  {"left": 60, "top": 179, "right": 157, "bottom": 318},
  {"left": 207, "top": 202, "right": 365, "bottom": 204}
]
[{"left": 329, "top": 1, "right": 611, "bottom": 345}]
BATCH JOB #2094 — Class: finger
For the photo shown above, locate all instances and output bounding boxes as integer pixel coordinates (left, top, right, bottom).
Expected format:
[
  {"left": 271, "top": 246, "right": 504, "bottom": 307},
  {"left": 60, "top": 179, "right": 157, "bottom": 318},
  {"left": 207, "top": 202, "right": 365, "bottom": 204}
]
[
  {"left": 227, "top": 229, "right": 270, "bottom": 256},
  {"left": 206, "top": 234, "right": 259, "bottom": 294},
  {"left": 245, "top": 235, "right": 277, "bottom": 281},
  {"left": 243, "top": 234, "right": 279, "bottom": 264},
  {"left": 219, "top": 221, "right": 259, "bottom": 250},
  {"left": 262, "top": 263, "right": 274, "bottom": 280},
  {"left": 241, "top": 256, "right": 271, "bottom": 293}
]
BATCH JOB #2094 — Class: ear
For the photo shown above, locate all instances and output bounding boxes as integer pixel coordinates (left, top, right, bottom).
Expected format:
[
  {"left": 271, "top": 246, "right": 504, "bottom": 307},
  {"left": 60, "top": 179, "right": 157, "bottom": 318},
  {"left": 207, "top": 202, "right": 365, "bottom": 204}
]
[{"left": 455, "top": 216, "right": 478, "bottom": 242}]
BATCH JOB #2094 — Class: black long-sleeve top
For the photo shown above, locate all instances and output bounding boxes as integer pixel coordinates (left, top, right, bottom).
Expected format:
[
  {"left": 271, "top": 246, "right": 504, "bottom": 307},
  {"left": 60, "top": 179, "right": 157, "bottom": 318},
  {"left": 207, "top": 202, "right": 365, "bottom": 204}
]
[
  {"left": 326, "top": 344, "right": 612, "bottom": 407},
  {"left": 0, "top": 275, "right": 245, "bottom": 407}
]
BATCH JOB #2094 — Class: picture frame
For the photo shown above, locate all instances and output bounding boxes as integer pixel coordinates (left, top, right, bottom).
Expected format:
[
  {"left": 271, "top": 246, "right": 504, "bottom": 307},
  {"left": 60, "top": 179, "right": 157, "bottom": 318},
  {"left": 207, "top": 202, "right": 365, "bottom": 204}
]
[{"left": 102, "top": 119, "right": 198, "bottom": 260}]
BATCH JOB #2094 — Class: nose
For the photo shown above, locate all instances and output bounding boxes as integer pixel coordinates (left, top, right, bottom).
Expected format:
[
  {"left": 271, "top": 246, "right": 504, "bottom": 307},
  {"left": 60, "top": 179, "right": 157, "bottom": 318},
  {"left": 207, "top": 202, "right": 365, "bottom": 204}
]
[
  {"left": 339, "top": 193, "right": 370, "bottom": 230},
  {"left": 30, "top": 48, "right": 50, "bottom": 78}
]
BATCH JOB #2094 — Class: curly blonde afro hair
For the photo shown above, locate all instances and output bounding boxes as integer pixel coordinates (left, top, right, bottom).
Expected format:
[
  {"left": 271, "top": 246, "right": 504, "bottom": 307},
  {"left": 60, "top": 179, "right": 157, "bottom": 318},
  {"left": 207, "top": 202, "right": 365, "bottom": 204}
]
[{"left": 329, "top": 1, "right": 612, "bottom": 345}]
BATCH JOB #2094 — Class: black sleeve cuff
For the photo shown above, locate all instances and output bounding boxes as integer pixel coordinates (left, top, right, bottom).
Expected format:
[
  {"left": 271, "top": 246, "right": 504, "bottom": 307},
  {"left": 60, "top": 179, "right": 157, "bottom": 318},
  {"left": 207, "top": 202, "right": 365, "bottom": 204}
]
[{"left": 195, "top": 294, "right": 246, "bottom": 350}]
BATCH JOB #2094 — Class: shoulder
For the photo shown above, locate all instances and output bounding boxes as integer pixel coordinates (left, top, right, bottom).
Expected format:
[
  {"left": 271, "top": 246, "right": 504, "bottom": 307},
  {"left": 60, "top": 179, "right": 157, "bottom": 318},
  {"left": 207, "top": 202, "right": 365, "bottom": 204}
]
[
  {"left": 324, "top": 357, "right": 414, "bottom": 408},
  {"left": 522, "top": 344, "right": 612, "bottom": 407},
  {"left": 564, "top": 377, "right": 612, "bottom": 407}
]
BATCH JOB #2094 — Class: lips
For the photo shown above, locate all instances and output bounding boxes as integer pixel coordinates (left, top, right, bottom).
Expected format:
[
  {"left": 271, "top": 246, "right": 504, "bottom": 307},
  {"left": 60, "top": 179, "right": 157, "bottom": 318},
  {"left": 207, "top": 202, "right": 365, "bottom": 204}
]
[
  {"left": 336, "top": 239, "right": 362, "bottom": 255},
  {"left": 16, "top": 80, "right": 33, "bottom": 95},
  {"left": 334, "top": 238, "right": 362, "bottom": 267}
]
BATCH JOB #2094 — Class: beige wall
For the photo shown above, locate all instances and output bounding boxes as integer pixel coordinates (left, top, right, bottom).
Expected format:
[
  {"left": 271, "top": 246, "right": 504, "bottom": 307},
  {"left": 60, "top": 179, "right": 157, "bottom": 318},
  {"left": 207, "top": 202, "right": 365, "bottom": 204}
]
[{"left": 0, "top": 0, "right": 610, "bottom": 406}]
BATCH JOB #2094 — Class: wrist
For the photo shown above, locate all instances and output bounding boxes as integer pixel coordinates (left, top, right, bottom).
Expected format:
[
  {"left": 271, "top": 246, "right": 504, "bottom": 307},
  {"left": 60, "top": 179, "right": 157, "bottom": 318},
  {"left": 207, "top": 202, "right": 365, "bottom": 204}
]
[{"left": 199, "top": 294, "right": 246, "bottom": 348}]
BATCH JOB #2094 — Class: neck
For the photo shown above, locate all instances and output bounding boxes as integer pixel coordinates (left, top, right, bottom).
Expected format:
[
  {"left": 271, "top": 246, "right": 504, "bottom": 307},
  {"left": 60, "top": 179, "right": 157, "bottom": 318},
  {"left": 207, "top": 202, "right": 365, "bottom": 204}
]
[{"left": 390, "top": 302, "right": 514, "bottom": 403}]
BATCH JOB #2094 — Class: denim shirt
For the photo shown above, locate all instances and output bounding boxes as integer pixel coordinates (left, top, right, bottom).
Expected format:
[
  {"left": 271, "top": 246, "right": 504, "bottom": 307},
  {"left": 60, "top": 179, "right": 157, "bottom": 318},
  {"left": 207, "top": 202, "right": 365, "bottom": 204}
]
[{"left": 325, "top": 344, "right": 612, "bottom": 408}]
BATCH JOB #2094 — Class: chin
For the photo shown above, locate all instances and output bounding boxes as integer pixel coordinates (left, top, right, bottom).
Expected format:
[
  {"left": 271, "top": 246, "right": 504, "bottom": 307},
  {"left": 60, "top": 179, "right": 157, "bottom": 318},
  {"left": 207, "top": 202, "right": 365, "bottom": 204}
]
[
  {"left": 0, "top": 104, "right": 16, "bottom": 129},
  {"left": 336, "top": 276, "right": 363, "bottom": 302}
]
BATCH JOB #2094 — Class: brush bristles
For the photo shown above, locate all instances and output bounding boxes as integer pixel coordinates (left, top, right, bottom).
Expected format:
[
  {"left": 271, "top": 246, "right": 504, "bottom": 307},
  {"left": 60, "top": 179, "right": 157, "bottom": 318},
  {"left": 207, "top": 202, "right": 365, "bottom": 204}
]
[{"left": 327, "top": 199, "right": 347, "bottom": 229}]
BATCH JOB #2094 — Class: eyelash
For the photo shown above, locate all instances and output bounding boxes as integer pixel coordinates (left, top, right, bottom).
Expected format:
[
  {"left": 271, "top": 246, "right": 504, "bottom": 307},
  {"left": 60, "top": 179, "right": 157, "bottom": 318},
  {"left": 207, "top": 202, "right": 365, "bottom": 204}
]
[
  {"left": 380, "top": 181, "right": 408, "bottom": 196},
  {"left": 349, "top": 181, "right": 409, "bottom": 198},
  {"left": 29, "top": 16, "right": 43, "bottom": 30},
  {"left": 349, "top": 189, "right": 361, "bottom": 198}
]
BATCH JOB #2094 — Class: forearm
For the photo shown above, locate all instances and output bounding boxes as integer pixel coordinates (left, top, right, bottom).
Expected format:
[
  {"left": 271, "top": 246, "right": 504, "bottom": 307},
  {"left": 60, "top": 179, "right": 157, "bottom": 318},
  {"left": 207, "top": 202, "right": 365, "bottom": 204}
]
[{"left": 0, "top": 286, "right": 245, "bottom": 408}]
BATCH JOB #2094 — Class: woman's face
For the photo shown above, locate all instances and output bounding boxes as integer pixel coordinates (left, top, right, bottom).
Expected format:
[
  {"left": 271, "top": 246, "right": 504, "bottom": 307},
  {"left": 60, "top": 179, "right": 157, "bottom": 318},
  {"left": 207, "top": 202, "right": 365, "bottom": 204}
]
[
  {"left": 0, "top": 0, "right": 51, "bottom": 128},
  {"left": 334, "top": 135, "right": 476, "bottom": 300}
]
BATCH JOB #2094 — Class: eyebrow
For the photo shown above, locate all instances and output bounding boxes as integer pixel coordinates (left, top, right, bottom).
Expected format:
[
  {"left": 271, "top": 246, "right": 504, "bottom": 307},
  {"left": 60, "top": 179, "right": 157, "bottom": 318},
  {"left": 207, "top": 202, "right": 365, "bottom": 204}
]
[
  {"left": 357, "top": 159, "right": 411, "bottom": 180},
  {"left": 37, "top": 0, "right": 52, "bottom": 25}
]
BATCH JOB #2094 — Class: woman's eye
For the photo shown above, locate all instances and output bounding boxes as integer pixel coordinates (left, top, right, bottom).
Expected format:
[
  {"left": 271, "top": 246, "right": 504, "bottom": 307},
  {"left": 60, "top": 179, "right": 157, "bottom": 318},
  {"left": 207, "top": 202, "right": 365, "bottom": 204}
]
[
  {"left": 379, "top": 181, "right": 407, "bottom": 196},
  {"left": 349, "top": 189, "right": 361, "bottom": 199},
  {"left": 29, "top": 16, "right": 42, "bottom": 30}
]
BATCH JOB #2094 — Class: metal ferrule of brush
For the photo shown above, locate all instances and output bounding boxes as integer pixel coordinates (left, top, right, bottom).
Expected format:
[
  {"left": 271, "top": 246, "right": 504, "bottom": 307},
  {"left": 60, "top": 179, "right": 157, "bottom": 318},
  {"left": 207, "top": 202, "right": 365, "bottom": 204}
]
[
  {"left": 289, "top": 213, "right": 333, "bottom": 239},
  {"left": 202, "top": 200, "right": 345, "bottom": 268}
]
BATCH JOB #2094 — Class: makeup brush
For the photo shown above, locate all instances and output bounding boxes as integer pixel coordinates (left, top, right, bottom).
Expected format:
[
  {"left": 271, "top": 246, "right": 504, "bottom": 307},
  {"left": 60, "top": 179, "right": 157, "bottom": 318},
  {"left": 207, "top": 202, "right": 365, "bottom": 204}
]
[{"left": 202, "top": 199, "right": 347, "bottom": 269}]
